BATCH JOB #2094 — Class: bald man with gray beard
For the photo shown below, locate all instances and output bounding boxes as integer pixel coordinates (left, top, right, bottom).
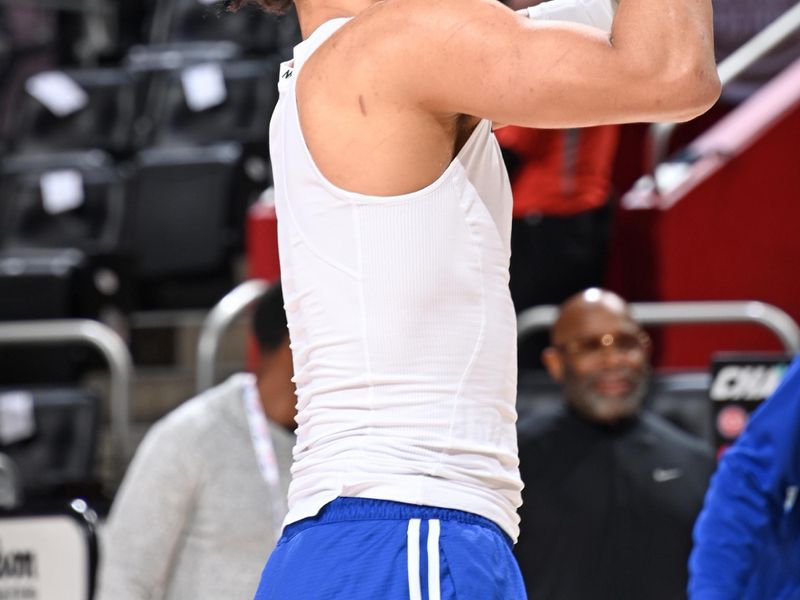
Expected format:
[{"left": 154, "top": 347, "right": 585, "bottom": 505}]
[{"left": 515, "top": 289, "right": 715, "bottom": 600}]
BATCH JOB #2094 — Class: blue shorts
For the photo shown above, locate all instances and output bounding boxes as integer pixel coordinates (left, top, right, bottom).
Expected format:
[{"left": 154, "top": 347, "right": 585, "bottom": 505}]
[{"left": 253, "top": 497, "right": 526, "bottom": 600}]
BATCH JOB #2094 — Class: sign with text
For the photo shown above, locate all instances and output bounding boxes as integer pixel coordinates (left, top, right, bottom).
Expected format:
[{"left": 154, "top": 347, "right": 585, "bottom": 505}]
[
  {"left": 709, "top": 353, "right": 791, "bottom": 458},
  {"left": 0, "top": 516, "right": 88, "bottom": 600}
]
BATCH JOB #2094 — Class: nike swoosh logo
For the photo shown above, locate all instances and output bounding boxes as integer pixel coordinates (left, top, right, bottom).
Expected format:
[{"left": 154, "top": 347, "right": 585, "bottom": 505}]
[{"left": 653, "top": 468, "right": 683, "bottom": 483}]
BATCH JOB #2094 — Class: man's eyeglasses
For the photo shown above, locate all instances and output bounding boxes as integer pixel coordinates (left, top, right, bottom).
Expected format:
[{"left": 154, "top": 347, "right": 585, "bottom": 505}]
[{"left": 554, "top": 331, "right": 651, "bottom": 358}]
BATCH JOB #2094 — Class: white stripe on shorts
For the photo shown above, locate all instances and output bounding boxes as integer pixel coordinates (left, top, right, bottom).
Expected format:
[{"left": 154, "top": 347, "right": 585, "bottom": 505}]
[
  {"left": 407, "top": 518, "right": 442, "bottom": 600},
  {"left": 427, "top": 519, "right": 441, "bottom": 600},
  {"left": 407, "top": 519, "right": 422, "bottom": 600}
]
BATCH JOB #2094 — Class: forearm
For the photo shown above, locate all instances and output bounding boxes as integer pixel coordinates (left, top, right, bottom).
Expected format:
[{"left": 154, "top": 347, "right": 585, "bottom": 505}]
[
  {"left": 396, "top": 0, "right": 719, "bottom": 127},
  {"left": 610, "top": 0, "right": 719, "bottom": 117}
]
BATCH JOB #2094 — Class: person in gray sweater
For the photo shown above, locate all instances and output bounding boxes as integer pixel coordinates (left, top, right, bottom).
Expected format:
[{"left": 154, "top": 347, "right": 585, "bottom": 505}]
[{"left": 96, "top": 284, "right": 296, "bottom": 600}]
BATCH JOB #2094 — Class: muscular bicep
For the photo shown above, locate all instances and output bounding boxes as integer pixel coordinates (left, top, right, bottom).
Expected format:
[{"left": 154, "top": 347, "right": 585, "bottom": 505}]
[
  {"left": 415, "top": 8, "right": 643, "bottom": 127},
  {"left": 384, "top": 0, "right": 715, "bottom": 128}
]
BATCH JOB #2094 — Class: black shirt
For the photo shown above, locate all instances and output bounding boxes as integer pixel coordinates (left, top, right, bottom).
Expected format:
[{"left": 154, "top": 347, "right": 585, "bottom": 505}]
[{"left": 515, "top": 406, "right": 716, "bottom": 600}]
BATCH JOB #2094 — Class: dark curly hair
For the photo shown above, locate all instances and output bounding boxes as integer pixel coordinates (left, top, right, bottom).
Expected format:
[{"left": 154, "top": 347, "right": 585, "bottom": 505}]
[{"left": 228, "top": 0, "right": 293, "bottom": 16}]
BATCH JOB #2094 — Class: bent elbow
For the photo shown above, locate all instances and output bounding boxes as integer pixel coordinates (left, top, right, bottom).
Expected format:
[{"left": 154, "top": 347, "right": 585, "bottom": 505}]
[
  {"left": 647, "top": 60, "right": 721, "bottom": 123},
  {"left": 671, "top": 66, "right": 722, "bottom": 122}
]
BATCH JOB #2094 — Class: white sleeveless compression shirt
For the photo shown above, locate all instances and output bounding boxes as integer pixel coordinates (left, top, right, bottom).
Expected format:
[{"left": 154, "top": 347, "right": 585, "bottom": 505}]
[{"left": 270, "top": 18, "right": 522, "bottom": 541}]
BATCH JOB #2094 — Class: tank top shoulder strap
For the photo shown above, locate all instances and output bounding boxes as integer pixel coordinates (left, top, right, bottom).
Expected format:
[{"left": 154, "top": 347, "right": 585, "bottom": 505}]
[
  {"left": 278, "top": 17, "right": 351, "bottom": 91},
  {"left": 282, "top": 17, "right": 352, "bottom": 78}
]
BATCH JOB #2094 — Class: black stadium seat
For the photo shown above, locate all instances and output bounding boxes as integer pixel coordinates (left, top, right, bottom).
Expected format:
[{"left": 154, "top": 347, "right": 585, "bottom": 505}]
[
  {"left": 124, "top": 41, "right": 243, "bottom": 149},
  {"left": 125, "top": 44, "right": 276, "bottom": 217},
  {"left": 0, "top": 247, "right": 86, "bottom": 320},
  {"left": 0, "top": 151, "right": 125, "bottom": 254},
  {"left": 0, "top": 387, "right": 100, "bottom": 504},
  {"left": 0, "top": 248, "right": 112, "bottom": 385},
  {"left": 145, "top": 57, "right": 280, "bottom": 149},
  {"left": 128, "top": 143, "right": 240, "bottom": 278},
  {"left": 10, "top": 68, "right": 137, "bottom": 157},
  {"left": 139, "top": 56, "right": 280, "bottom": 235},
  {"left": 126, "top": 143, "right": 242, "bottom": 308},
  {"left": 0, "top": 152, "right": 133, "bottom": 371}
]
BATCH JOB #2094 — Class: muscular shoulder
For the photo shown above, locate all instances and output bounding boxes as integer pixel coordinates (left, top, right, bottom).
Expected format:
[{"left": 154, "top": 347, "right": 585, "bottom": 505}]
[
  {"left": 312, "top": 0, "right": 518, "bottom": 107},
  {"left": 345, "top": 0, "right": 510, "bottom": 53}
]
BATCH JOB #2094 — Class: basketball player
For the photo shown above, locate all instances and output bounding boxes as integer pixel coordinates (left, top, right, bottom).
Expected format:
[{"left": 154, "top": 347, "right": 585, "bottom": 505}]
[{"left": 230, "top": 0, "right": 720, "bottom": 597}]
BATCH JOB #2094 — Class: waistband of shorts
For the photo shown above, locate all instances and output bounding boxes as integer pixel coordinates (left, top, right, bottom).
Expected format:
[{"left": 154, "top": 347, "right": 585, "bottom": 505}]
[{"left": 282, "top": 496, "right": 512, "bottom": 548}]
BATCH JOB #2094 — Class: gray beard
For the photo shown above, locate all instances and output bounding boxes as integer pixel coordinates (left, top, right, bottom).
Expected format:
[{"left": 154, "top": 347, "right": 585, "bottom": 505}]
[{"left": 564, "top": 364, "right": 650, "bottom": 423}]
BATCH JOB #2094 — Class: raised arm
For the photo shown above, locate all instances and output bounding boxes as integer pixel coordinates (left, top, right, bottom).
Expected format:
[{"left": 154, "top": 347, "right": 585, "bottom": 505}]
[{"left": 375, "top": 0, "right": 720, "bottom": 128}]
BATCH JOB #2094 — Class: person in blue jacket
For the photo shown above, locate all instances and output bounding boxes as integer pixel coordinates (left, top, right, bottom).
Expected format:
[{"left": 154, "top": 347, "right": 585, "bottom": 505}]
[{"left": 689, "top": 355, "right": 800, "bottom": 599}]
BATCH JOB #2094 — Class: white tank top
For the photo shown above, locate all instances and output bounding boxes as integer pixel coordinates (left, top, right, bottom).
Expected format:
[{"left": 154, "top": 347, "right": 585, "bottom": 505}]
[{"left": 270, "top": 18, "right": 522, "bottom": 541}]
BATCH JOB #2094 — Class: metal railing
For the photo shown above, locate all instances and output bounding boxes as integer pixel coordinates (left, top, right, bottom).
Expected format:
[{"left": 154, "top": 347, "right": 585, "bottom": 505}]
[
  {"left": 646, "top": 3, "right": 800, "bottom": 184},
  {"left": 518, "top": 300, "right": 800, "bottom": 354},
  {"left": 195, "top": 279, "right": 271, "bottom": 393},
  {"left": 0, "top": 319, "right": 133, "bottom": 482}
]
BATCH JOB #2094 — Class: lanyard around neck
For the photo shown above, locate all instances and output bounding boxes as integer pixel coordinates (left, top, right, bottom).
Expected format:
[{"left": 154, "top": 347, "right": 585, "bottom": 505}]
[{"left": 242, "top": 380, "right": 286, "bottom": 539}]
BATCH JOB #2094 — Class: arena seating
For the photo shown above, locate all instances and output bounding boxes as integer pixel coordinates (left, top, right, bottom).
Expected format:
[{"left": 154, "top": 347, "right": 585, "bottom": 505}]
[
  {"left": 9, "top": 67, "right": 137, "bottom": 158},
  {"left": 0, "top": 248, "right": 97, "bottom": 384},
  {"left": 145, "top": 57, "right": 279, "bottom": 148},
  {"left": 140, "top": 54, "right": 280, "bottom": 213},
  {"left": 0, "top": 2, "right": 299, "bottom": 313},
  {"left": 0, "top": 247, "right": 87, "bottom": 320},
  {"left": 125, "top": 143, "right": 242, "bottom": 308},
  {"left": 0, "top": 151, "right": 133, "bottom": 326},
  {"left": 0, "top": 387, "right": 100, "bottom": 506},
  {"left": 0, "top": 151, "right": 125, "bottom": 253},
  {"left": 128, "top": 143, "right": 240, "bottom": 277},
  {"left": 125, "top": 41, "right": 244, "bottom": 149}
]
